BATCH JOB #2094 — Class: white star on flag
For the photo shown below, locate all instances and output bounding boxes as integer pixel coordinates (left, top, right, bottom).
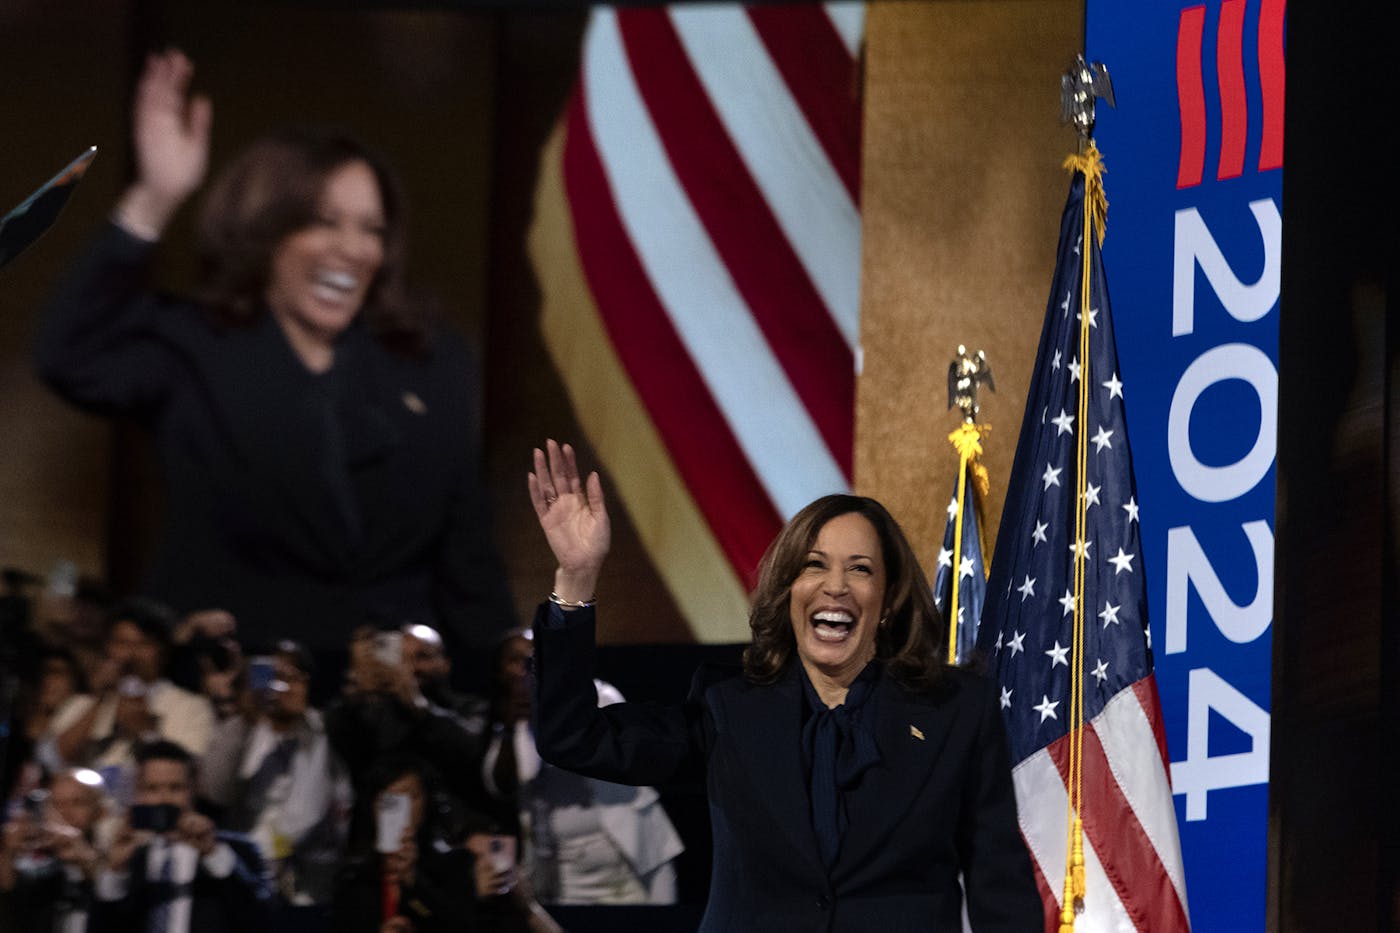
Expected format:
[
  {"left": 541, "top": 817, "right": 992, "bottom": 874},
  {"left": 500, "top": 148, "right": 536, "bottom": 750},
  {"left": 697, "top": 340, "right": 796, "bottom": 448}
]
[
  {"left": 1067, "top": 357, "right": 1081, "bottom": 382},
  {"left": 1007, "top": 631, "right": 1026, "bottom": 656},
  {"left": 1091, "top": 659, "right": 1109, "bottom": 684},
  {"left": 1108, "top": 547, "right": 1136, "bottom": 574},
  {"left": 1050, "top": 410, "right": 1075, "bottom": 436},
  {"left": 1068, "top": 539, "right": 1092, "bottom": 560},
  {"left": 1091, "top": 426, "right": 1114, "bottom": 452},
  {"left": 1033, "top": 695, "right": 1060, "bottom": 723},
  {"left": 1000, "top": 687, "right": 1013, "bottom": 709},
  {"left": 1084, "top": 483, "right": 1102, "bottom": 509},
  {"left": 1102, "top": 372, "right": 1123, "bottom": 399},
  {"left": 937, "top": 547, "right": 953, "bottom": 568},
  {"left": 1099, "top": 601, "right": 1121, "bottom": 627},
  {"left": 959, "top": 555, "right": 976, "bottom": 579},
  {"left": 1045, "top": 641, "right": 1070, "bottom": 667},
  {"left": 1017, "top": 575, "right": 1036, "bottom": 601},
  {"left": 1042, "top": 464, "right": 1062, "bottom": 490},
  {"left": 1059, "top": 589, "right": 1076, "bottom": 616},
  {"left": 1122, "top": 497, "right": 1140, "bottom": 523}
]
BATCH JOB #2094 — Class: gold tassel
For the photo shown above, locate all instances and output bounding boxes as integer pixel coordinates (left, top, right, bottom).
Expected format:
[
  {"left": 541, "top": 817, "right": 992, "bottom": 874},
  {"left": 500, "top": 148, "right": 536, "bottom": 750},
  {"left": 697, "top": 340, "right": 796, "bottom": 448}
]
[
  {"left": 1061, "top": 144, "right": 1109, "bottom": 245},
  {"left": 947, "top": 422, "right": 993, "bottom": 501}
]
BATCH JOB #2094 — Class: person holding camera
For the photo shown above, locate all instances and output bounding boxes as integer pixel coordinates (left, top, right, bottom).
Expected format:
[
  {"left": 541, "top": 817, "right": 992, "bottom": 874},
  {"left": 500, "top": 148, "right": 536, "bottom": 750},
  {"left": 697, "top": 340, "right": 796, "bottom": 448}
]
[
  {"left": 199, "top": 641, "right": 349, "bottom": 911},
  {"left": 0, "top": 768, "right": 113, "bottom": 932},
  {"left": 326, "top": 626, "right": 499, "bottom": 845},
  {"left": 91, "top": 740, "right": 269, "bottom": 933},
  {"left": 45, "top": 601, "right": 214, "bottom": 782},
  {"left": 331, "top": 755, "right": 556, "bottom": 933}
]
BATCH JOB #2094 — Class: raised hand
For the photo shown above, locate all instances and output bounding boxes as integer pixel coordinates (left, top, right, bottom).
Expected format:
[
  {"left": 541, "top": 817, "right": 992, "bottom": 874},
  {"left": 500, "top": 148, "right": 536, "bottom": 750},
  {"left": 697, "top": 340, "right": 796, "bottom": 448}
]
[
  {"left": 527, "top": 440, "right": 610, "bottom": 603},
  {"left": 114, "top": 49, "right": 212, "bottom": 239}
]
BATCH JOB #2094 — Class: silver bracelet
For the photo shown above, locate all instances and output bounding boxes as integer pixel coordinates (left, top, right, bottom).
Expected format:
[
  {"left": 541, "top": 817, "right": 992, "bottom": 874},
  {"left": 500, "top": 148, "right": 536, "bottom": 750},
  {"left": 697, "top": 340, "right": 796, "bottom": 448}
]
[{"left": 548, "top": 591, "right": 596, "bottom": 609}]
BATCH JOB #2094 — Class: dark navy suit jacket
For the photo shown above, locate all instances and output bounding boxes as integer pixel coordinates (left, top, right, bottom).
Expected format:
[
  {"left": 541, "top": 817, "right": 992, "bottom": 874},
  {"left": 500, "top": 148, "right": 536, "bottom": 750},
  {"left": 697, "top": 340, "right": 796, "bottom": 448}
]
[{"left": 532, "top": 605, "right": 1043, "bottom": 932}]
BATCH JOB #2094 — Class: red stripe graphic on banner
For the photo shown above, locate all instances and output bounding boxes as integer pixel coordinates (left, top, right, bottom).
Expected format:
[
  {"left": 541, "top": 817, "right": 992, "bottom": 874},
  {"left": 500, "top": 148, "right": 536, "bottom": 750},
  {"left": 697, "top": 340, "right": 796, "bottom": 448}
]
[
  {"left": 746, "top": 4, "right": 863, "bottom": 207},
  {"left": 617, "top": 9, "right": 854, "bottom": 477},
  {"left": 1216, "top": 0, "right": 1248, "bottom": 180},
  {"left": 562, "top": 89, "right": 783, "bottom": 587},
  {"left": 1046, "top": 704, "right": 1190, "bottom": 932},
  {"left": 1257, "top": 0, "right": 1286, "bottom": 171},
  {"left": 1176, "top": 5, "right": 1207, "bottom": 189}
]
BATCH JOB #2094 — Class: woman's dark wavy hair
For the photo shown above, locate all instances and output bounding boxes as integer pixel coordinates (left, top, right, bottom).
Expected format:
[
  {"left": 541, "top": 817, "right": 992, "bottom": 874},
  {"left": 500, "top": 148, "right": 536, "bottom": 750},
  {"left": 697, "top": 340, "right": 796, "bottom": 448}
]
[
  {"left": 742, "top": 494, "right": 947, "bottom": 692},
  {"left": 195, "top": 126, "right": 428, "bottom": 356}
]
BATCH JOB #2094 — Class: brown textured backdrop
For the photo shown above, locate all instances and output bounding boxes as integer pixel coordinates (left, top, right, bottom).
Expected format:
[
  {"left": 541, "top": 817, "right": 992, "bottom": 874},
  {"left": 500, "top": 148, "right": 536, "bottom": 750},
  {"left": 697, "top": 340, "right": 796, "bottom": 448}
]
[{"left": 857, "top": 0, "right": 1083, "bottom": 579}]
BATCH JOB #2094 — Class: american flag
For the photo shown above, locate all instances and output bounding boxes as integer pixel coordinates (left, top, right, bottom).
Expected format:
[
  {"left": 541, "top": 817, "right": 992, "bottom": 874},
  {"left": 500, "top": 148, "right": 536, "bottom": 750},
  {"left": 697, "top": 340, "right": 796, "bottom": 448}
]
[
  {"left": 530, "top": 4, "right": 863, "bottom": 641},
  {"left": 977, "top": 152, "right": 1190, "bottom": 932},
  {"left": 932, "top": 462, "right": 988, "bottom": 666}
]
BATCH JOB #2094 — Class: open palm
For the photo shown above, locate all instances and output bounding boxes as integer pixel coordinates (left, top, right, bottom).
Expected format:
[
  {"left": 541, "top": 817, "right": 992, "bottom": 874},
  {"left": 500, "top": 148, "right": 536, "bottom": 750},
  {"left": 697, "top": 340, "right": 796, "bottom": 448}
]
[{"left": 528, "top": 440, "right": 610, "bottom": 597}]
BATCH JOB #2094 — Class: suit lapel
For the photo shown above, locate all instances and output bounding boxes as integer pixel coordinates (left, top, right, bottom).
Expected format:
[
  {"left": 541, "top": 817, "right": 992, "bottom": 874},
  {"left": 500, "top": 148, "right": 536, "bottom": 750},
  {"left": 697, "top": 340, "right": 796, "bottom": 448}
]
[
  {"left": 725, "top": 665, "right": 828, "bottom": 880},
  {"left": 834, "top": 675, "right": 959, "bottom": 876}
]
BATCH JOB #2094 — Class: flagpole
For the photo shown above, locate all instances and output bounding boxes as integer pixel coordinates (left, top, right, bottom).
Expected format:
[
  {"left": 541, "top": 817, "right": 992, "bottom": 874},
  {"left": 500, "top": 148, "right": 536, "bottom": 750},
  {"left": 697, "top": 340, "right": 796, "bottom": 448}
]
[
  {"left": 1058, "top": 55, "right": 1114, "bottom": 933},
  {"left": 945, "top": 347, "right": 993, "bottom": 664}
]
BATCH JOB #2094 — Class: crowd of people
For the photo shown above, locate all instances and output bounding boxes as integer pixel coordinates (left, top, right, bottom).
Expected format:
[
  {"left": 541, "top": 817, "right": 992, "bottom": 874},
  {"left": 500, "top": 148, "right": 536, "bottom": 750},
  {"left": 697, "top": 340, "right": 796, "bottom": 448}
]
[{"left": 0, "top": 587, "right": 683, "bottom": 933}]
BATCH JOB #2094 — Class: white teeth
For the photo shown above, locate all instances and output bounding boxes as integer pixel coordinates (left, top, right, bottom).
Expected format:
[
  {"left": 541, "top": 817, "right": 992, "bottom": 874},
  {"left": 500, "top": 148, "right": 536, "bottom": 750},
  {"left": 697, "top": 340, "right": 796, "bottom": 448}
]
[
  {"left": 316, "top": 270, "right": 357, "bottom": 291},
  {"left": 813, "top": 610, "right": 854, "bottom": 624}
]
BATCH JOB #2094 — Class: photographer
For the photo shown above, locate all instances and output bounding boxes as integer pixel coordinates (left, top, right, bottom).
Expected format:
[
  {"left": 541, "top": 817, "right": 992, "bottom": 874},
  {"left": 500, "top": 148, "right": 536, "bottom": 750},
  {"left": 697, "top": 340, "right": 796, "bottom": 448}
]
[
  {"left": 45, "top": 601, "right": 214, "bottom": 778},
  {"left": 199, "top": 641, "right": 349, "bottom": 909},
  {"left": 0, "top": 768, "right": 112, "bottom": 931},
  {"left": 325, "top": 626, "right": 498, "bottom": 843},
  {"left": 91, "top": 740, "right": 269, "bottom": 933}
]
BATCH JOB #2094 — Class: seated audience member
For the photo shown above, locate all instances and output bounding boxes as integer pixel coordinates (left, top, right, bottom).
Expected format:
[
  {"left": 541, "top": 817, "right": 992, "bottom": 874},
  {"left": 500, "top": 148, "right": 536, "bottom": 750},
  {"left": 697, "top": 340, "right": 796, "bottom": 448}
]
[
  {"left": 484, "top": 631, "right": 682, "bottom": 905},
  {"left": 46, "top": 601, "right": 215, "bottom": 780},
  {"left": 199, "top": 641, "right": 349, "bottom": 906},
  {"left": 91, "top": 740, "right": 270, "bottom": 933},
  {"left": 0, "top": 767, "right": 112, "bottom": 931},
  {"left": 332, "top": 756, "right": 555, "bottom": 933},
  {"left": 326, "top": 626, "right": 494, "bottom": 840}
]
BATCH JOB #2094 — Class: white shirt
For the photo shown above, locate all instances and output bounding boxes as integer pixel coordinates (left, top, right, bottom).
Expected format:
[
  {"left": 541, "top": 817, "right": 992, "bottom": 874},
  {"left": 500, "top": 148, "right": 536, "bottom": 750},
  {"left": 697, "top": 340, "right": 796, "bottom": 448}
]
[{"left": 95, "top": 835, "right": 236, "bottom": 933}]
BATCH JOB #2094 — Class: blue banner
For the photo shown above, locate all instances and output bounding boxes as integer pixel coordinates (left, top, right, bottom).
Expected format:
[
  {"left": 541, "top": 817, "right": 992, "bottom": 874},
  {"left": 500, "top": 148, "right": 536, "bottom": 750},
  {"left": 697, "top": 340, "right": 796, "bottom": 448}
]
[{"left": 1088, "top": 1, "right": 1283, "bottom": 930}]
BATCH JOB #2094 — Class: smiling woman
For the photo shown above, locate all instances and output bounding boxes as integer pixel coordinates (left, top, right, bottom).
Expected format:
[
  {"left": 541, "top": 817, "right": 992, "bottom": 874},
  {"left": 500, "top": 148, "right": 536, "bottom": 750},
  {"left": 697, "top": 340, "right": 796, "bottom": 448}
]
[
  {"left": 527, "top": 440, "right": 1043, "bottom": 931},
  {"left": 31, "top": 50, "right": 515, "bottom": 658}
]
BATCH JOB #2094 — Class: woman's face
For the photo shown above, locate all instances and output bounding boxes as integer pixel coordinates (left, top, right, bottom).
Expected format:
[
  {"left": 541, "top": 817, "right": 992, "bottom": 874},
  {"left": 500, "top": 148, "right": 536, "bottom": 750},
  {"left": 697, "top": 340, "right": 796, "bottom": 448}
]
[
  {"left": 787, "top": 511, "right": 886, "bottom": 687},
  {"left": 265, "top": 159, "right": 386, "bottom": 344}
]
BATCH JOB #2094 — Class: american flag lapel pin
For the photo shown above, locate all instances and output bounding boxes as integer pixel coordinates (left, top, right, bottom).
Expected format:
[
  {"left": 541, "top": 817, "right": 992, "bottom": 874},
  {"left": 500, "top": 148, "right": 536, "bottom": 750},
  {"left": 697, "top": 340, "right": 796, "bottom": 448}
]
[{"left": 910, "top": 724, "right": 925, "bottom": 741}]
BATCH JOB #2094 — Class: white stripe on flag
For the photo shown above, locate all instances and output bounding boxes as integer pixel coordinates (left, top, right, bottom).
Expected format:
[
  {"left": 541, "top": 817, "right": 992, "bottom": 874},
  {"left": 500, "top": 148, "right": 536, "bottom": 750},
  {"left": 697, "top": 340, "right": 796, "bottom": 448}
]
[
  {"left": 1096, "top": 686, "right": 1191, "bottom": 913},
  {"left": 824, "top": 2, "right": 866, "bottom": 60},
  {"left": 669, "top": 5, "right": 862, "bottom": 351},
  {"left": 582, "top": 10, "right": 849, "bottom": 518},
  {"left": 1013, "top": 748, "right": 1137, "bottom": 933}
]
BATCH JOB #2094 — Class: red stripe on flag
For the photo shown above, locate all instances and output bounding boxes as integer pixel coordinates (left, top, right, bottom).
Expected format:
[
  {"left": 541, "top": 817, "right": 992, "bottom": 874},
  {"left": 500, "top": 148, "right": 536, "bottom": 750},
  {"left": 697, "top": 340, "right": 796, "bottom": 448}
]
[
  {"left": 1133, "top": 676, "right": 1173, "bottom": 772},
  {"left": 1029, "top": 854, "right": 1059, "bottom": 933},
  {"left": 616, "top": 8, "right": 855, "bottom": 477},
  {"left": 1176, "top": 5, "right": 1207, "bottom": 189},
  {"left": 745, "top": 4, "right": 863, "bottom": 206},
  {"left": 1257, "top": 0, "right": 1286, "bottom": 171},
  {"left": 562, "top": 88, "right": 783, "bottom": 587},
  {"left": 1045, "top": 703, "right": 1190, "bottom": 932},
  {"left": 1215, "top": 0, "right": 1248, "bottom": 180}
]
